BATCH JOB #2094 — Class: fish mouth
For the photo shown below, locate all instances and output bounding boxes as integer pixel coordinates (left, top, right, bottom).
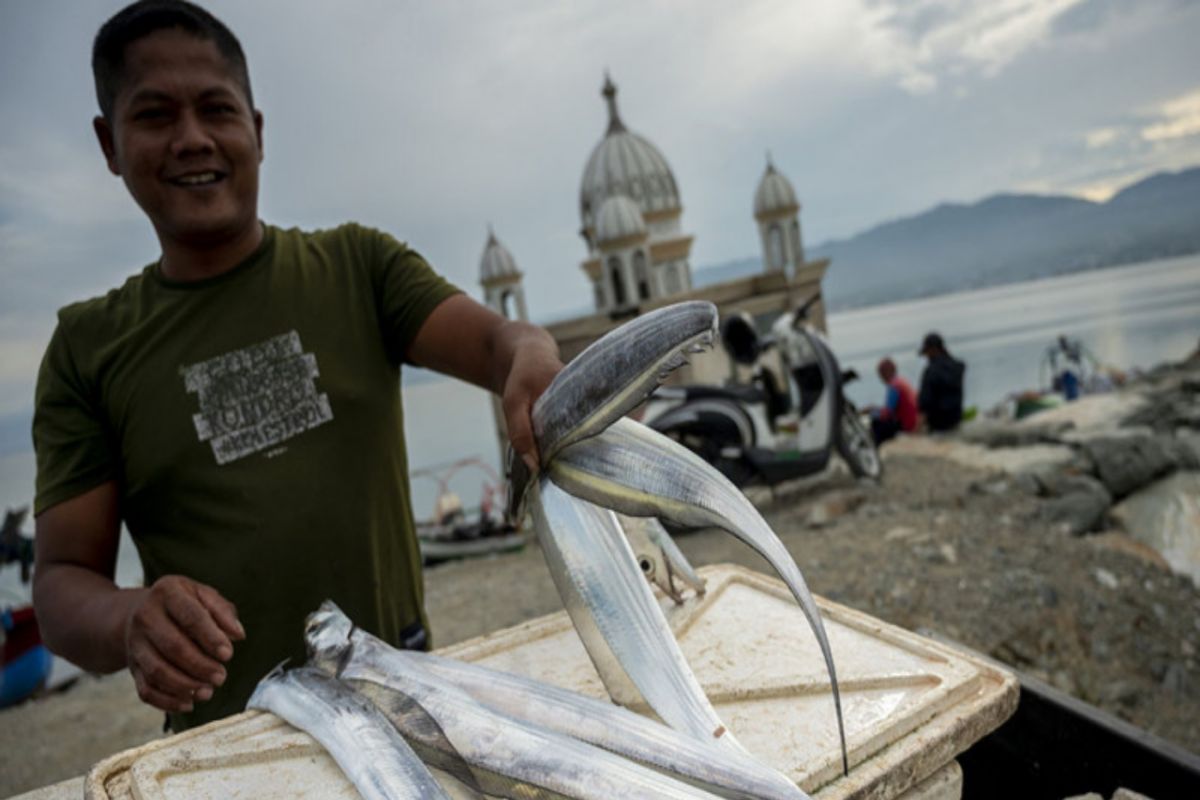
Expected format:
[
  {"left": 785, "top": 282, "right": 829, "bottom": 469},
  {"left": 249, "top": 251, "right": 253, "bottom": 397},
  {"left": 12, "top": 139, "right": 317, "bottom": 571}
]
[
  {"left": 304, "top": 601, "right": 355, "bottom": 667},
  {"left": 508, "top": 301, "right": 718, "bottom": 521},
  {"left": 532, "top": 301, "right": 718, "bottom": 461}
]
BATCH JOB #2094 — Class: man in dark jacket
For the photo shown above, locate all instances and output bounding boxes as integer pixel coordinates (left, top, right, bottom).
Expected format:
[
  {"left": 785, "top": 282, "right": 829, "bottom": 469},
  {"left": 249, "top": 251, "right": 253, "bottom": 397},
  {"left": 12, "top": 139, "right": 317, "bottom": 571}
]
[{"left": 917, "top": 332, "right": 965, "bottom": 432}]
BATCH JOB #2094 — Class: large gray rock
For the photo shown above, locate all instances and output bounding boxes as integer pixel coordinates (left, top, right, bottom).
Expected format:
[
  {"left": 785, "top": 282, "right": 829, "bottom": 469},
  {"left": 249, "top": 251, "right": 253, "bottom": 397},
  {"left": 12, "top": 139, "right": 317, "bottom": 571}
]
[
  {"left": 1038, "top": 473, "right": 1113, "bottom": 535},
  {"left": 1166, "top": 431, "right": 1200, "bottom": 470},
  {"left": 885, "top": 436, "right": 1081, "bottom": 478},
  {"left": 1111, "top": 472, "right": 1200, "bottom": 587},
  {"left": 1013, "top": 391, "right": 1149, "bottom": 435},
  {"left": 959, "top": 418, "right": 1073, "bottom": 448},
  {"left": 1122, "top": 383, "right": 1200, "bottom": 433},
  {"left": 1083, "top": 432, "right": 1178, "bottom": 499}
]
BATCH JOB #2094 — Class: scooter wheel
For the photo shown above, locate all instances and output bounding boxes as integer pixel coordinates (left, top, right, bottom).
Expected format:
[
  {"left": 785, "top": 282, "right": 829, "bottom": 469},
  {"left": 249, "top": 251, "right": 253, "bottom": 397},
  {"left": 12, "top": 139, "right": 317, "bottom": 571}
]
[{"left": 836, "top": 410, "right": 883, "bottom": 480}]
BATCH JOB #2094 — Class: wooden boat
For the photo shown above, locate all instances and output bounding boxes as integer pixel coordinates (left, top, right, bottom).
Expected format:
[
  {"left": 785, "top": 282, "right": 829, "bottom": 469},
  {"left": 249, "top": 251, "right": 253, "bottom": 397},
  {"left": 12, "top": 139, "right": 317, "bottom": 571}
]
[{"left": 411, "top": 458, "right": 526, "bottom": 565}]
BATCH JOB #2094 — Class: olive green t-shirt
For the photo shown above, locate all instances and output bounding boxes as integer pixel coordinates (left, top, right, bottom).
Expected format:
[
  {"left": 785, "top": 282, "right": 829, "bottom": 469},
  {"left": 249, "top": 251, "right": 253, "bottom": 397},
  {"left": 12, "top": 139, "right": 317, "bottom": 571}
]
[{"left": 33, "top": 223, "right": 461, "bottom": 729}]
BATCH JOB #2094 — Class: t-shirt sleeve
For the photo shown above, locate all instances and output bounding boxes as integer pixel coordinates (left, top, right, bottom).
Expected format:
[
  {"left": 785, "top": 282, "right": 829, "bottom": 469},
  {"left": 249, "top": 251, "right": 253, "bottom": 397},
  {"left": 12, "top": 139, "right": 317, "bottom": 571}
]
[
  {"left": 32, "top": 319, "right": 118, "bottom": 515},
  {"left": 358, "top": 226, "right": 462, "bottom": 363}
]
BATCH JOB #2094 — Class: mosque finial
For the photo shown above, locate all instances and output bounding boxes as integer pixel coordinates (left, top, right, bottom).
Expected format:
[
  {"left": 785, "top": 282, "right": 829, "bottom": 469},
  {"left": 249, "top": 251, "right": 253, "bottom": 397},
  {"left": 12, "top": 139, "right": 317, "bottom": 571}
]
[
  {"left": 602, "top": 71, "right": 625, "bottom": 134},
  {"left": 487, "top": 223, "right": 497, "bottom": 245},
  {"left": 765, "top": 149, "right": 776, "bottom": 172}
]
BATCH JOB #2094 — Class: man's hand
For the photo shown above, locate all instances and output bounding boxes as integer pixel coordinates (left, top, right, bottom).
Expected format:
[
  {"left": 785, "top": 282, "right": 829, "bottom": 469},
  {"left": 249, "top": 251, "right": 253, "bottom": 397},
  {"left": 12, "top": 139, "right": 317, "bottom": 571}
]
[
  {"left": 124, "top": 576, "right": 244, "bottom": 713},
  {"left": 407, "top": 295, "right": 562, "bottom": 472},
  {"left": 499, "top": 330, "right": 562, "bottom": 473},
  {"left": 34, "top": 482, "right": 244, "bottom": 714}
]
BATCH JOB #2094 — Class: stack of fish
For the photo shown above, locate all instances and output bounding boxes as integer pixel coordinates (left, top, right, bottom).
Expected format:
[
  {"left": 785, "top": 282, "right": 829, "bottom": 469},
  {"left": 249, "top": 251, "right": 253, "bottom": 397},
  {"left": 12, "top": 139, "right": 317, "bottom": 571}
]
[{"left": 249, "top": 302, "right": 846, "bottom": 799}]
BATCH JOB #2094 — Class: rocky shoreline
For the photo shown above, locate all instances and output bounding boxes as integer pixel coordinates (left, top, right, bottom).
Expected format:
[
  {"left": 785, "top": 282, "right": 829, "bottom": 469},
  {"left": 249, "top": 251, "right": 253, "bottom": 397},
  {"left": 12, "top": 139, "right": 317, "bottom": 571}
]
[{"left": 1, "top": 360, "right": 1197, "bottom": 798}]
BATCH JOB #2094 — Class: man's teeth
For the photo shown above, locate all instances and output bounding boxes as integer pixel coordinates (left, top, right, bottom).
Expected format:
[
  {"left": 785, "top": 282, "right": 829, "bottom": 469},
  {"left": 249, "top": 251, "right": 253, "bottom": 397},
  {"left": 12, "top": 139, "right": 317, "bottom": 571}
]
[{"left": 176, "top": 172, "right": 219, "bottom": 185}]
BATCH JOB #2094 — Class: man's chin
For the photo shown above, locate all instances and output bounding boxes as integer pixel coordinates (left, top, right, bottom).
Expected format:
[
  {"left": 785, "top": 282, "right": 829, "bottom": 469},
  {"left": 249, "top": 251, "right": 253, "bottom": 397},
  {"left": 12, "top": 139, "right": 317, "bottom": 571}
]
[{"left": 158, "top": 215, "right": 258, "bottom": 249}]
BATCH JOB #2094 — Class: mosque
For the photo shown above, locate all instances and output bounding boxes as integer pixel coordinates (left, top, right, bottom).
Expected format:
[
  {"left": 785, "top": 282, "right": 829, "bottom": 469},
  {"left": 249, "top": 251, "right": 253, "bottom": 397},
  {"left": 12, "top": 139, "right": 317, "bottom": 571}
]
[{"left": 477, "top": 76, "right": 833, "bottom": 451}]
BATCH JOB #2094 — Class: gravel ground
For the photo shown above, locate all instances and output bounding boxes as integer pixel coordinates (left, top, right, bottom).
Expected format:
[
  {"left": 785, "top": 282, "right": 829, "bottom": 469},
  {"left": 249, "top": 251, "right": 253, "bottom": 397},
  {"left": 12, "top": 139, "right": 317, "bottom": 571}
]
[{"left": 2, "top": 450, "right": 1197, "bottom": 798}]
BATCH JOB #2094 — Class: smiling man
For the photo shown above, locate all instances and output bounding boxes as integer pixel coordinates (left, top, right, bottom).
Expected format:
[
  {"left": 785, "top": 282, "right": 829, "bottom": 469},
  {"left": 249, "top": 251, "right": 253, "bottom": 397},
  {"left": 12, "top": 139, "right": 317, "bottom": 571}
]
[{"left": 30, "top": 0, "right": 560, "bottom": 732}]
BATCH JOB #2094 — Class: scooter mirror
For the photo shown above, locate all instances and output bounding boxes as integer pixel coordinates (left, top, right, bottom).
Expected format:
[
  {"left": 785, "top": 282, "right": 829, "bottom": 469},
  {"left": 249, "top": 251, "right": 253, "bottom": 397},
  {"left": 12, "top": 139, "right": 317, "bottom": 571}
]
[{"left": 722, "top": 312, "right": 761, "bottom": 365}]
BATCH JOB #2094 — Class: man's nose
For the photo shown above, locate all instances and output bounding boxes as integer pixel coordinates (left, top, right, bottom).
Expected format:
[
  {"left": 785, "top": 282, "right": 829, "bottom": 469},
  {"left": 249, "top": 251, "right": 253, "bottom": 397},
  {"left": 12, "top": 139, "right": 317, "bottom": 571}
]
[{"left": 170, "top": 109, "right": 215, "bottom": 157}]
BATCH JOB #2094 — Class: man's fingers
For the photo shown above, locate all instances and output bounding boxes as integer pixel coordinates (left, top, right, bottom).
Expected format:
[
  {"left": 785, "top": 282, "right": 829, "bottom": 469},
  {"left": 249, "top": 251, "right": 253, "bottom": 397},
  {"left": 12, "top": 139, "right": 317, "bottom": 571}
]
[
  {"left": 133, "top": 672, "right": 194, "bottom": 714},
  {"left": 163, "top": 585, "right": 235, "bottom": 663},
  {"left": 196, "top": 584, "right": 245, "bottom": 641},
  {"left": 142, "top": 613, "right": 228, "bottom": 687},
  {"left": 128, "top": 640, "right": 208, "bottom": 711},
  {"left": 502, "top": 393, "right": 540, "bottom": 472}
]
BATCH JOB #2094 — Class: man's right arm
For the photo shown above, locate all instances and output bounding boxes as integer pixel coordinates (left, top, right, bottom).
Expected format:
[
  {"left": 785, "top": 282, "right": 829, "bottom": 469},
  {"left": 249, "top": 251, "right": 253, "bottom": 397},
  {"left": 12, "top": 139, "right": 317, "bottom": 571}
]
[{"left": 33, "top": 482, "right": 244, "bottom": 713}]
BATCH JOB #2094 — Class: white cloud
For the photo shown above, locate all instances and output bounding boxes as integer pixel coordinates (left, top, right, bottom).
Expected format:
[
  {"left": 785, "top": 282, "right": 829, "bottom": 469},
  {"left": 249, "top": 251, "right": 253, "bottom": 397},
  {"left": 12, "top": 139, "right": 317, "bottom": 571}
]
[
  {"left": 1142, "top": 89, "right": 1200, "bottom": 142},
  {"left": 1085, "top": 127, "right": 1120, "bottom": 149},
  {"left": 864, "top": 0, "right": 1088, "bottom": 93}
]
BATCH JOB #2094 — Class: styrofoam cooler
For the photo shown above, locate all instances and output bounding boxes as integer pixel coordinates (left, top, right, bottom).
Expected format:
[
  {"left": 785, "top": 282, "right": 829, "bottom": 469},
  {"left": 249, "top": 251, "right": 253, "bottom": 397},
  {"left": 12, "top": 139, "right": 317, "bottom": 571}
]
[{"left": 82, "top": 564, "right": 1017, "bottom": 799}]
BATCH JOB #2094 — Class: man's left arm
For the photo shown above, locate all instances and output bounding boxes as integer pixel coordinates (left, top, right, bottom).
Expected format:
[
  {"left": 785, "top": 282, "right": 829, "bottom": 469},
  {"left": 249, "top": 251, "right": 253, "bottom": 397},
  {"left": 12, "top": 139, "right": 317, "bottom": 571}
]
[{"left": 405, "top": 295, "right": 562, "bottom": 472}]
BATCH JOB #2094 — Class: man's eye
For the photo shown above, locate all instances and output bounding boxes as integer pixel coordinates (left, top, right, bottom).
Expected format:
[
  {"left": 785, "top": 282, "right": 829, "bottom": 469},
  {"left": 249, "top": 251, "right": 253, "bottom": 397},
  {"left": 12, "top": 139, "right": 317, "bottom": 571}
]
[
  {"left": 205, "top": 103, "right": 237, "bottom": 115},
  {"left": 133, "top": 108, "right": 168, "bottom": 121}
]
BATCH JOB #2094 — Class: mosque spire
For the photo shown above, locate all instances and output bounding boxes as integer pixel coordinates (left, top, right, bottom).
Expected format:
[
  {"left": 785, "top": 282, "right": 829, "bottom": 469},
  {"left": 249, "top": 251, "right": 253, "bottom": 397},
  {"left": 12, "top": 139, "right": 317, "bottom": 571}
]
[{"left": 602, "top": 71, "right": 626, "bottom": 134}]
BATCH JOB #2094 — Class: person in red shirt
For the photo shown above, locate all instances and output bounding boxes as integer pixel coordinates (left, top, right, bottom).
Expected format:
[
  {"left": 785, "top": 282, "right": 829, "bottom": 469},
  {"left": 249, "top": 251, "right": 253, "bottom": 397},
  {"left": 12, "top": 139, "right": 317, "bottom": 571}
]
[{"left": 870, "top": 357, "right": 918, "bottom": 444}]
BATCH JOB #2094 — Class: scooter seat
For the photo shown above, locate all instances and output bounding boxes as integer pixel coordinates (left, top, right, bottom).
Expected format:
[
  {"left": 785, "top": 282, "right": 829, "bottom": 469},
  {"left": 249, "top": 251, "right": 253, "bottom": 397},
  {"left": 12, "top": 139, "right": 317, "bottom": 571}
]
[{"left": 671, "top": 384, "right": 767, "bottom": 405}]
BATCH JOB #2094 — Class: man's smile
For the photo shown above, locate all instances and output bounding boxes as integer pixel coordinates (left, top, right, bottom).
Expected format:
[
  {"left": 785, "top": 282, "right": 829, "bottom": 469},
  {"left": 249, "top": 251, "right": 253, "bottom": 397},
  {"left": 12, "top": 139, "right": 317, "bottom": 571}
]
[{"left": 169, "top": 171, "right": 225, "bottom": 187}]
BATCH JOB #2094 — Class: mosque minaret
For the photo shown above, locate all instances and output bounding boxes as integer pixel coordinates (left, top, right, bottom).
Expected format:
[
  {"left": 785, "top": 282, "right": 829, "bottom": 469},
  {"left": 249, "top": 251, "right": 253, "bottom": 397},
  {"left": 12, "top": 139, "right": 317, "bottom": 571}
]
[
  {"left": 478, "top": 228, "right": 526, "bottom": 462},
  {"left": 578, "top": 75, "right": 694, "bottom": 313},
  {"left": 754, "top": 154, "right": 805, "bottom": 276},
  {"left": 479, "top": 227, "right": 527, "bottom": 321}
]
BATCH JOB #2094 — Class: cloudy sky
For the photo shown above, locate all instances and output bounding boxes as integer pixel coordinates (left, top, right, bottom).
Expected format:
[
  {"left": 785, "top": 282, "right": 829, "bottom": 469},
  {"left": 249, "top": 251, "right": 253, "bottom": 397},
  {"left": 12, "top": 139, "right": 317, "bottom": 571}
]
[{"left": 1, "top": 0, "right": 1199, "bottom": 428}]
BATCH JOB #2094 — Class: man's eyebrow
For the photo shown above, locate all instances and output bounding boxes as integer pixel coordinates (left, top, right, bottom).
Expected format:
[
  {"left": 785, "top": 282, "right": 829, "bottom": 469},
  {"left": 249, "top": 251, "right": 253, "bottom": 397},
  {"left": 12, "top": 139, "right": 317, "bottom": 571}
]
[
  {"left": 125, "top": 86, "right": 241, "bottom": 106},
  {"left": 126, "top": 88, "right": 176, "bottom": 106},
  {"left": 197, "top": 87, "right": 240, "bottom": 102}
]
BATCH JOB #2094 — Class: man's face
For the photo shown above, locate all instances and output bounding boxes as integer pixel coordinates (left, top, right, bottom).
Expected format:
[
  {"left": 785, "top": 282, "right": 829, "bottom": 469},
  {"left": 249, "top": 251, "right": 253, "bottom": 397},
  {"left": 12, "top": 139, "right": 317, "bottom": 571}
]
[{"left": 94, "top": 29, "right": 263, "bottom": 250}]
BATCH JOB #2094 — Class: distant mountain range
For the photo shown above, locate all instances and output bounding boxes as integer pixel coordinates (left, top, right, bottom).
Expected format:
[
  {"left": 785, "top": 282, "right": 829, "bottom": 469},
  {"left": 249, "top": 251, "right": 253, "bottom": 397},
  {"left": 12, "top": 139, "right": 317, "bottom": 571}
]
[{"left": 694, "top": 166, "right": 1200, "bottom": 310}]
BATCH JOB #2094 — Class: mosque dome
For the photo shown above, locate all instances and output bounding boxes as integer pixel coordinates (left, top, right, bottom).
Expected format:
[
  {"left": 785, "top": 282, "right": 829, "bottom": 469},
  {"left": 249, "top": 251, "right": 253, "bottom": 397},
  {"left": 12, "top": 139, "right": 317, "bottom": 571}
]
[
  {"left": 580, "top": 75, "right": 681, "bottom": 235},
  {"left": 479, "top": 228, "right": 520, "bottom": 282},
  {"left": 594, "top": 195, "right": 647, "bottom": 246},
  {"left": 754, "top": 157, "right": 800, "bottom": 218}
]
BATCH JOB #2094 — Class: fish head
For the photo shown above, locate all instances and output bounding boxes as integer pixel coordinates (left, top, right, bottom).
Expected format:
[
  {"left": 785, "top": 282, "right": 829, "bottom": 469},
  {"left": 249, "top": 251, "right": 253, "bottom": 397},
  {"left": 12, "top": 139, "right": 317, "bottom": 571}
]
[
  {"left": 304, "top": 600, "right": 355, "bottom": 670},
  {"left": 531, "top": 302, "right": 718, "bottom": 463},
  {"left": 616, "top": 514, "right": 682, "bottom": 602}
]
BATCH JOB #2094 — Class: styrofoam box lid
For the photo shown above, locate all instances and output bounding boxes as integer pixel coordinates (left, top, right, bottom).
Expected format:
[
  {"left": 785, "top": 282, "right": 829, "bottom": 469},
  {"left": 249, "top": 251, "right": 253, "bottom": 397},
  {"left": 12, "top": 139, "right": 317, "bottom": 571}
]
[{"left": 86, "top": 564, "right": 1017, "bottom": 800}]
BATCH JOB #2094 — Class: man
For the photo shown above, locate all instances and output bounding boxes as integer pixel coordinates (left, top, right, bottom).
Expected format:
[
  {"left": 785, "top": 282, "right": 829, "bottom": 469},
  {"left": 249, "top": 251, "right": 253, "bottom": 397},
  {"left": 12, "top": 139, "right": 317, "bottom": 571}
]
[
  {"left": 916, "top": 332, "right": 965, "bottom": 432},
  {"left": 868, "top": 357, "right": 917, "bottom": 444},
  {"left": 31, "top": 0, "right": 561, "bottom": 731},
  {"left": 1043, "top": 334, "right": 1096, "bottom": 401}
]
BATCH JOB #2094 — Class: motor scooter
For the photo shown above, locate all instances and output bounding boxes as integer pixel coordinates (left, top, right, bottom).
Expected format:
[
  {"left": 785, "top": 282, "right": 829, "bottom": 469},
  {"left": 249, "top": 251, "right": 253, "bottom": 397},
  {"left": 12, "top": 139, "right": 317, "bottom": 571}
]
[{"left": 640, "top": 294, "right": 881, "bottom": 488}]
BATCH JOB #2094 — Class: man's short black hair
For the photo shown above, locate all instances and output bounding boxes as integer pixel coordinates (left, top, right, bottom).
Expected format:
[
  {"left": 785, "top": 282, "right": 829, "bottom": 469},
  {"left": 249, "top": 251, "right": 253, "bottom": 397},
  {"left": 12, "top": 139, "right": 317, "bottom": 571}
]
[{"left": 92, "top": 0, "right": 254, "bottom": 121}]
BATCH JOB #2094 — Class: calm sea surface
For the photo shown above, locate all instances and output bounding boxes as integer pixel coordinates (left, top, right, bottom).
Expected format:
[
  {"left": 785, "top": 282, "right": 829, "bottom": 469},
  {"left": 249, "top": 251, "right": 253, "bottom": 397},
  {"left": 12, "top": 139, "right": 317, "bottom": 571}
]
[{"left": 2, "top": 254, "right": 1198, "bottom": 605}]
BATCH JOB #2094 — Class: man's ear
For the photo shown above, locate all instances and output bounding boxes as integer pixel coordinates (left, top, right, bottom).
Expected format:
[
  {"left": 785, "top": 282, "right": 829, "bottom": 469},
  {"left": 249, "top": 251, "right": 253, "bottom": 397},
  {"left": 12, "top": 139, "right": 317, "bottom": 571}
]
[
  {"left": 254, "top": 110, "right": 264, "bottom": 162},
  {"left": 93, "top": 116, "right": 121, "bottom": 176}
]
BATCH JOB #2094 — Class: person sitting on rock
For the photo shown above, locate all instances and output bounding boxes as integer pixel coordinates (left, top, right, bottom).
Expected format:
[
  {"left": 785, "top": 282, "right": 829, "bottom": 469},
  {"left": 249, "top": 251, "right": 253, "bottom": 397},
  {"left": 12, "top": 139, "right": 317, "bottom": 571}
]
[
  {"left": 868, "top": 357, "right": 918, "bottom": 444},
  {"left": 917, "top": 332, "right": 966, "bottom": 432}
]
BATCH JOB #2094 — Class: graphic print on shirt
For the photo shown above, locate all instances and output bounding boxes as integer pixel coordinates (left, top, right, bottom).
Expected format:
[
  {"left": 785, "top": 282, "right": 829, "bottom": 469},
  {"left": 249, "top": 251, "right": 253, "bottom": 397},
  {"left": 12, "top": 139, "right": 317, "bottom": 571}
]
[{"left": 182, "top": 331, "right": 333, "bottom": 465}]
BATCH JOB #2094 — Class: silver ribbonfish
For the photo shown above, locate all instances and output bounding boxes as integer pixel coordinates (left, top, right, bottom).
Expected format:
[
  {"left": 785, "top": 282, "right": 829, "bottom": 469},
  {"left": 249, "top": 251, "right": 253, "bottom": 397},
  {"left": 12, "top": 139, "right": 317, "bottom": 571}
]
[{"left": 305, "top": 604, "right": 727, "bottom": 800}]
